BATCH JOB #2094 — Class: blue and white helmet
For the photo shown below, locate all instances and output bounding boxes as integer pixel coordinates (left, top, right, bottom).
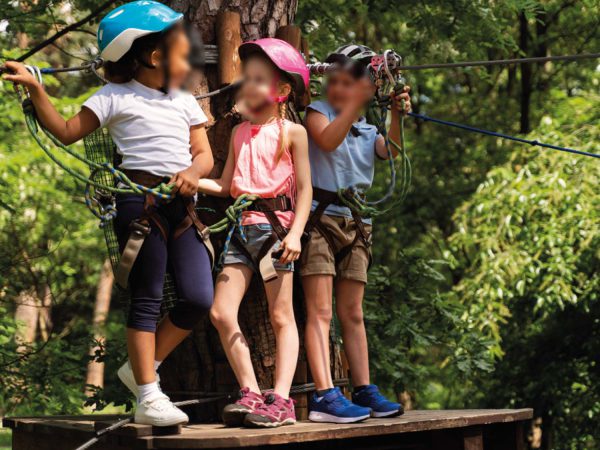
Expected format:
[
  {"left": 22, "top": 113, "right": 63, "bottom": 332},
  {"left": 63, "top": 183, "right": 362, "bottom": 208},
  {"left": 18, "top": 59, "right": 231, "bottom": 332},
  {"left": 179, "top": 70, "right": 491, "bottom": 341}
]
[{"left": 98, "top": 1, "right": 183, "bottom": 62}]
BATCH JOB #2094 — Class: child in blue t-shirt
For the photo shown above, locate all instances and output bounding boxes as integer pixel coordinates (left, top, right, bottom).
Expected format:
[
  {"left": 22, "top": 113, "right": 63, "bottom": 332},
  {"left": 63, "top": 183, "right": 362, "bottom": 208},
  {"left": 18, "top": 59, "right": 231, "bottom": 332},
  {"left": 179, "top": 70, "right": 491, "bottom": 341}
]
[{"left": 300, "top": 44, "right": 412, "bottom": 423}]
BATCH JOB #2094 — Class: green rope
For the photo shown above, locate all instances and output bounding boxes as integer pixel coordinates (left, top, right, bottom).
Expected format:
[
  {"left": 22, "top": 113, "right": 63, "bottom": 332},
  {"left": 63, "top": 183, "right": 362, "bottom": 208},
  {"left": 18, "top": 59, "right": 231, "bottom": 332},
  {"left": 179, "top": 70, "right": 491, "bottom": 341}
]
[
  {"left": 207, "top": 193, "right": 258, "bottom": 233},
  {"left": 338, "top": 89, "right": 412, "bottom": 218}
]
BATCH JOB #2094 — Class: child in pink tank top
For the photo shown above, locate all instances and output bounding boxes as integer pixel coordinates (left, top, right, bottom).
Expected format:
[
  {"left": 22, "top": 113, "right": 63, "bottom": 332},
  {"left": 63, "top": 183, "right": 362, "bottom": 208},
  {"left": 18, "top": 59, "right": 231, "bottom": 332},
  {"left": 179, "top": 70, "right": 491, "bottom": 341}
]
[
  {"left": 198, "top": 38, "right": 312, "bottom": 428},
  {"left": 230, "top": 119, "right": 296, "bottom": 228}
]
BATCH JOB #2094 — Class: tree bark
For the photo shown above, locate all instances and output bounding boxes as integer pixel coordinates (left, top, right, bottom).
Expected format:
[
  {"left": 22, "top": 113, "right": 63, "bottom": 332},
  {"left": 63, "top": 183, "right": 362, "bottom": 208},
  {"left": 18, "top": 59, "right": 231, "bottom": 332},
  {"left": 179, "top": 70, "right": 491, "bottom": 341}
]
[
  {"left": 14, "top": 289, "right": 39, "bottom": 349},
  {"left": 85, "top": 259, "right": 114, "bottom": 398},
  {"left": 160, "top": 0, "right": 345, "bottom": 422}
]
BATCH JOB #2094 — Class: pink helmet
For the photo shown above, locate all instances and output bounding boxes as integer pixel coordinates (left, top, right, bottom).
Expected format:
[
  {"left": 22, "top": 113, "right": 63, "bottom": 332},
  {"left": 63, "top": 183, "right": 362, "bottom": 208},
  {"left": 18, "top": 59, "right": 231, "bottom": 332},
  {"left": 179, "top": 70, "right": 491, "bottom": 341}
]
[{"left": 239, "top": 38, "right": 309, "bottom": 98}]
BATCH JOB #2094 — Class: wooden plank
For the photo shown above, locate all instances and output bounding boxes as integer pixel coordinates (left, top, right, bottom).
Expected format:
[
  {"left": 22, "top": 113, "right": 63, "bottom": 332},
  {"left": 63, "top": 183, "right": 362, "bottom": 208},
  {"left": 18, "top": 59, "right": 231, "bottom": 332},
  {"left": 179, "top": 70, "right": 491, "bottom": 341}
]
[
  {"left": 2, "top": 414, "right": 125, "bottom": 429},
  {"left": 95, "top": 421, "right": 181, "bottom": 438},
  {"left": 5, "top": 409, "right": 533, "bottom": 450},
  {"left": 148, "top": 409, "right": 533, "bottom": 448},
  {"left": 216, "top": 10, "right": 241, "bottom": 86}
]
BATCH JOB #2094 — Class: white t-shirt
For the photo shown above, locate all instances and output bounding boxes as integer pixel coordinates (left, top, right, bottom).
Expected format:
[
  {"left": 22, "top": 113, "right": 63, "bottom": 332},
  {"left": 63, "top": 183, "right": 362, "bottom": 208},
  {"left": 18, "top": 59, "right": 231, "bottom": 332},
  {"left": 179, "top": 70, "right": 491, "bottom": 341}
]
[{"left": 83, "top": 79, "right": 208, "bottom": 177}]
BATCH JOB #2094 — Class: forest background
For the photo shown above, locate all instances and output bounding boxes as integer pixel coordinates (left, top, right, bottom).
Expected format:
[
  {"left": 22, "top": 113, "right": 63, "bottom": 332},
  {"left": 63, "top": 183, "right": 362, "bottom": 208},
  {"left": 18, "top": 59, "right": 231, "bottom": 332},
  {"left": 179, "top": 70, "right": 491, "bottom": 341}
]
[{"left": 0, "top": 1, "right": 598, "bottom": 448}]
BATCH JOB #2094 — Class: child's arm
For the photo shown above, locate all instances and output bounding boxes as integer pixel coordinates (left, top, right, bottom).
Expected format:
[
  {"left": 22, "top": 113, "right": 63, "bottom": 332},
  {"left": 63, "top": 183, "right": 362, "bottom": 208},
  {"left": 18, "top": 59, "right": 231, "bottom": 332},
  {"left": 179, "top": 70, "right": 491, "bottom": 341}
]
[
  {"left": 305, "top": 78, "right": 374, "bottom": 152},
  {"left": 279, "top": 123, "right": 312, "bottom": 264},
  {"left": 2, "top": 61, "right": 99, "bottom": 145},
  {"left": 169, "top": 124, "right": 214, "bottom": 197},
  {"left": 375, "top": 85, "right": 411, "bottom": 160},
  {"left": 197, "top": 126, "right": 237, "bottom": 197}
]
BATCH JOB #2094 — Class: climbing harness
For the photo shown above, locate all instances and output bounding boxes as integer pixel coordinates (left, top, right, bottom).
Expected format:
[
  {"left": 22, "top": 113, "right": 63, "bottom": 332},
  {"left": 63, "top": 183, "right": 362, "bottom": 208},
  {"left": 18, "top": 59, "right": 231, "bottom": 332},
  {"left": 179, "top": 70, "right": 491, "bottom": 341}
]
[
  {"left": 304, "top": 187, "right": 373, "bottom": 267},
  {"left": 112, "top": 170, "right": 214, "bottom": 289},
  {"left": 227, "top": 195, "right": 294, "bottom": 282},
  {"left": 214, "top": 194, "right": 295, "bottom": 282}
]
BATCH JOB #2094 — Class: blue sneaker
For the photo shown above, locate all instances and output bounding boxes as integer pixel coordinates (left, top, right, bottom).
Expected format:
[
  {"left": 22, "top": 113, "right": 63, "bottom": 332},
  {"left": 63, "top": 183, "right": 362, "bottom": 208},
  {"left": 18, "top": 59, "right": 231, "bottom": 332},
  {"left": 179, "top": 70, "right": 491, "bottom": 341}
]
[
  {"left": 352, "top": 385, "right": 404, "bottom": 418},
  {"left": 308, "top": 387, "right": 371, "bottom": 423}
]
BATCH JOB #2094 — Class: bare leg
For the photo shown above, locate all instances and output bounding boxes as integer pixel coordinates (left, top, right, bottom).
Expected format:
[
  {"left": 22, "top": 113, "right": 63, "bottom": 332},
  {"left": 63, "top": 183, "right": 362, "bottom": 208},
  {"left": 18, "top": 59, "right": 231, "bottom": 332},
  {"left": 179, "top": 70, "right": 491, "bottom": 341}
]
[
  {"left": 263, "top": 271, "right": 298, "bottom": 398},
  {"left": 154, "top": 317, "right": 191, "bottom": 362},
  {"left": 302, "top": 274, "right": 335, "bottom": 390},
  {"left": 209, "top": 264, "right": 259, "bottom": 393},
  {"left": 127, "top": 329, "right": 157, "bottom": 385},
  {"left": 335, "top": 279, "right": 369, "bottom": 387}
]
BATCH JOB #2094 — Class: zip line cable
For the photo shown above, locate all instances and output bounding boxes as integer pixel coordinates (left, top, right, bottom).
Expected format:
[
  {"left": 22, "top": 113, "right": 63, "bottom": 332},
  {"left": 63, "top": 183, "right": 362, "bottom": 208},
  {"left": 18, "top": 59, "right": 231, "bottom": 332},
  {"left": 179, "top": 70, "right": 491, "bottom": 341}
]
[
  {"left": 397, "top": 52, "right": 600, "bottom": 71},
  {"left": 409, "top": 112, "right": 599, "bottom": 159}
]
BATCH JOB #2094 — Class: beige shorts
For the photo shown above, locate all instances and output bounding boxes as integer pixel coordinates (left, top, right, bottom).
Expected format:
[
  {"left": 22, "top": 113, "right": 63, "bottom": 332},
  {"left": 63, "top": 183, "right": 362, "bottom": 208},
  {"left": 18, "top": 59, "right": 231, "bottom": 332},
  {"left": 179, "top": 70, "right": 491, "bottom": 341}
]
[{"left": 300, "top": 214, "right": 372, "bottom": 284}]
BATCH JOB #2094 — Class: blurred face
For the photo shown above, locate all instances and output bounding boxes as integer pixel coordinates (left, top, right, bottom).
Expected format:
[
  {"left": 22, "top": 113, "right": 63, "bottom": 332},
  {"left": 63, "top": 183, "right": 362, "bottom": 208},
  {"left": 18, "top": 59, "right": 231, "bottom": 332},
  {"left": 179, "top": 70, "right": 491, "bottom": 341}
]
[
  {"left": 150, "top": 28, "right": 191, "bottom": 89},
  {"left": 240, "top": 56, "right": 291, "bottom": 111},
  {"left": 326, "top": 70, "right": 374, "bottom": 111}
]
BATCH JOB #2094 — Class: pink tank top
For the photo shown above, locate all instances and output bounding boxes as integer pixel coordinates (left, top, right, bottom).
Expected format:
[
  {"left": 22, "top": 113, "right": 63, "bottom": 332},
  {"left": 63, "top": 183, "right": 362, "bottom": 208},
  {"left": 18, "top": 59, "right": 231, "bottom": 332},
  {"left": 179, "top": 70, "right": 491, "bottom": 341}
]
[{"left": 230, "top": 119, "right": 296, "bottom": 228}]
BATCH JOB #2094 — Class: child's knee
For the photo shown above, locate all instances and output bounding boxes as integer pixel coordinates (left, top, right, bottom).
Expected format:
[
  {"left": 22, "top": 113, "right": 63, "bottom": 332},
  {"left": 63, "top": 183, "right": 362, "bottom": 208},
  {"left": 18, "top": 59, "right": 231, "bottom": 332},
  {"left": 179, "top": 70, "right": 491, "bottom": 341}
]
[
  {"left": 269, "top": 306, "right": 295, "bottom": 331},
  {"left": 338, "top": 302, "right": 364, "bottom": 326},
  {"left": 169, "top": 283, "right": 214, "bottom": 330},
  {"left": 307, "top": 302, "right": 333, "bottom": 324},
  {"left": 127, "top": 297, "right": 163, "bottom": 332},
  {"left": 209, "top": 305, "right": 235, "bottom": 330}
]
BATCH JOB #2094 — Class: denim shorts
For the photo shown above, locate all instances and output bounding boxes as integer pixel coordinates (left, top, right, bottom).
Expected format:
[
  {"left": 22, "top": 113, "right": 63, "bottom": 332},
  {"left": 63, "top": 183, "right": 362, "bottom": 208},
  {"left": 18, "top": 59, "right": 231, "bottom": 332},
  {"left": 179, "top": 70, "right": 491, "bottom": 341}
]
[{"left": 222, "top": 224, "right": 294, "bottom": 272}]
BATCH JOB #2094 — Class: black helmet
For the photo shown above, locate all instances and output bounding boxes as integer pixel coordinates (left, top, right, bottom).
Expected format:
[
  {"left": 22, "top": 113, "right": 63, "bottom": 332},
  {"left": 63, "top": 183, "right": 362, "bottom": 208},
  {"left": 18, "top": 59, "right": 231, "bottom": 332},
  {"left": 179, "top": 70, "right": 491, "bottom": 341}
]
[{"left": 325, "top": 44, "right": 376, "bottom": 78}]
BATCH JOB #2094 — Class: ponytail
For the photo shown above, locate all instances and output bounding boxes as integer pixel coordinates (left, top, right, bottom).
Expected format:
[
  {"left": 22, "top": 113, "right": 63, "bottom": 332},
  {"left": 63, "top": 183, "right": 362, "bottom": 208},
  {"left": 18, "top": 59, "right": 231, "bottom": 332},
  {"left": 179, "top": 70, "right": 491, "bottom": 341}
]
[{"left": 275, "top": 100, "right": 290, "bottom": 164}]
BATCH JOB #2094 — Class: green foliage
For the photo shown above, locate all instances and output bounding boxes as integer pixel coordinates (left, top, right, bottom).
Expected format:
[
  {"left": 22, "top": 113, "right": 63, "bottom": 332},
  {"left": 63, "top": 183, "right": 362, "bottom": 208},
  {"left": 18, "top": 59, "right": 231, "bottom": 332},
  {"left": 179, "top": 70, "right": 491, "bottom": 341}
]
[
  {"left": 364, "top": 254, "right": 495, "bottom": 398},
  {"left": 0, "top": 78, "right": 115, "bottom": 415},
  {"left": 0, "top": 1, "right": 598, "bottom": 448},
  {"left": 447, "top": 95, "right": 599, "bottom": 448}
]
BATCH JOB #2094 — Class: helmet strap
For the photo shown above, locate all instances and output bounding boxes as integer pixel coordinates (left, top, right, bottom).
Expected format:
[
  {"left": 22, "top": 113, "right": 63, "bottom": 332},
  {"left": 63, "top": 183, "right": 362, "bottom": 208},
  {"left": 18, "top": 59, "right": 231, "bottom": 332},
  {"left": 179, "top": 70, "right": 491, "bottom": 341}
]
[{"left": 267, "top": 72, "right": 289, "bottom": 103}]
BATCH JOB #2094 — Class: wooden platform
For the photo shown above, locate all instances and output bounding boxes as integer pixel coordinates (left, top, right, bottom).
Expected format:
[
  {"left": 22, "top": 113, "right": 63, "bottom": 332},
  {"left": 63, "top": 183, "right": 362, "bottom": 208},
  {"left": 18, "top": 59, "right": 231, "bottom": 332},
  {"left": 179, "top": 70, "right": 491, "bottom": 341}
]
[{"left": 4, "top": 409, "right": 533, "bottom": 450}]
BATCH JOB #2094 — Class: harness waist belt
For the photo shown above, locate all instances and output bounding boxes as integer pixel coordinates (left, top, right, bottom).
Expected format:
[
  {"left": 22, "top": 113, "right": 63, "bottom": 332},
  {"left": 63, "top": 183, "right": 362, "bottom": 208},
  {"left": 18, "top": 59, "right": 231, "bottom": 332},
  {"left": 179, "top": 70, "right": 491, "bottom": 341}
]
[
  {"left": 249, "top": 195, "right": 293, "bottom": 213},
  {"left": 121, "top": 169, "right": 168, "bottom": 188},
  {"left": 312, "top": 187, "right": 346, "bottom": 207}
]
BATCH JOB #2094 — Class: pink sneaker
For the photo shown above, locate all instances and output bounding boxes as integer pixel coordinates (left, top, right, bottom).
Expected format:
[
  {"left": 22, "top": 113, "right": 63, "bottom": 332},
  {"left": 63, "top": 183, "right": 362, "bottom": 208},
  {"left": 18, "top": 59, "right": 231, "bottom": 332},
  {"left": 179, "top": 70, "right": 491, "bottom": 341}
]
[
  {"left": 222, "top": 387, "right": 264, "bottom": 427},
  {"left": 243, "top": 393, "right": 296, "bottom": 428}
]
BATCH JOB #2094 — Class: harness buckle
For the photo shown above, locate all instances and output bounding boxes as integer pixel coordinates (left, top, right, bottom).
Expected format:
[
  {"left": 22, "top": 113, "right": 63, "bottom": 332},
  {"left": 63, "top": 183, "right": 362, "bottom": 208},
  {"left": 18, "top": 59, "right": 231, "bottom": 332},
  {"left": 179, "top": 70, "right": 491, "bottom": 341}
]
[
  {"left": 198, "top": 227, "right": 211, "bottom": 240},
  {"left": 130, "top": 220, "right": 151, "bottom": 237}
]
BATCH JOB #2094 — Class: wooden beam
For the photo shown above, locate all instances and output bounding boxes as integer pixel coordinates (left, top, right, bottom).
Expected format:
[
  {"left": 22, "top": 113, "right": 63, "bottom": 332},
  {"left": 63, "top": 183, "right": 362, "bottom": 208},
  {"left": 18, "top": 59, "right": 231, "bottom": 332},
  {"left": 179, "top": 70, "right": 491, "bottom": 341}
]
[
  {"left": 216, "top": 11, "right": 242, "bottom": 86},
  {"left": 463, "top": 427, "right": 484, "bottom": 450}
]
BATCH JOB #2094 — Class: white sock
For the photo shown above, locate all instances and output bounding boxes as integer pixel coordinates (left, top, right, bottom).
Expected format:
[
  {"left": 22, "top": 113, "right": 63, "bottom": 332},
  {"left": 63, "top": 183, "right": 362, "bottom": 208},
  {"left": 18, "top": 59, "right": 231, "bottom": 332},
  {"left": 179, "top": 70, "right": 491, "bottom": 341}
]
[
  {"left": 138, "top": 381, "right": 161, "bottom": 403},
  {"left": 154, "top": 360, "right": 162, "bottom": 372}
]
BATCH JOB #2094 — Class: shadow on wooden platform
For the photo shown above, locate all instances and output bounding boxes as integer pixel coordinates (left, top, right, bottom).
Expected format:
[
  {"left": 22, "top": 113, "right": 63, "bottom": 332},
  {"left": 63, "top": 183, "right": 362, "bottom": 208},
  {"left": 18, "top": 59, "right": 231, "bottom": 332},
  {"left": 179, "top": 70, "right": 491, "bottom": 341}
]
[{"left": 3, "top": 409, "right": 532, "bottom": 450}]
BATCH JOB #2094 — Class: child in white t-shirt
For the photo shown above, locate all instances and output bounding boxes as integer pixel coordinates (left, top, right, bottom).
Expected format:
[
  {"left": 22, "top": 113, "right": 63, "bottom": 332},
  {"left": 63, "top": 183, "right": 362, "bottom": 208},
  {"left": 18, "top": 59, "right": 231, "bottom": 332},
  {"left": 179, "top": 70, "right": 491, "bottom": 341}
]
[{"left": 3, "top": 1, "right": 214, "bottom": 427}]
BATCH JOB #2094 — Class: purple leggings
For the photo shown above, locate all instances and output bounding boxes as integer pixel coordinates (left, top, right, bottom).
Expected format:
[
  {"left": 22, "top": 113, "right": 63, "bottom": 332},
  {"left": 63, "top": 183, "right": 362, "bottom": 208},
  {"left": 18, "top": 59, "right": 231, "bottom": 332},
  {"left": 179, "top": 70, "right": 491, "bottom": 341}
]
[{"left": 114, "top": 194, "right": 214, "bottom": 332}]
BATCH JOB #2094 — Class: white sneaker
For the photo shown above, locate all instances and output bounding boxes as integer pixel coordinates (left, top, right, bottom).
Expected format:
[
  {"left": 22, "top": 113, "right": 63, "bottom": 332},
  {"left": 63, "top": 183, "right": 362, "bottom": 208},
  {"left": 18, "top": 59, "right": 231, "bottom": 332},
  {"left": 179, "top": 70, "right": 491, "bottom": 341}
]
[
  {"left": 117, "top": 361, "right": 161, "bottom": 397},
  {"left": 134, "top": 393, "right": 189, "bottom": 426}
]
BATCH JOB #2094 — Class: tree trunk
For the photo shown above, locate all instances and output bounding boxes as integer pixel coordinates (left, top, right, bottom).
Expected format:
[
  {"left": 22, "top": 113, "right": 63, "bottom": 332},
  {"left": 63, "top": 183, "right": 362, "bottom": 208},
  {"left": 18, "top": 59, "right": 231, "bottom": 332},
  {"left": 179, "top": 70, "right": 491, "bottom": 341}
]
[
  {"left": 14, "top": 289, "right": 39, "bottom": 350},
  {"left": 160, "top": 0, "right": 345, "bottom": 422},
  {"left": 85, "top": 259, "right": 114, "bottom": 398}
]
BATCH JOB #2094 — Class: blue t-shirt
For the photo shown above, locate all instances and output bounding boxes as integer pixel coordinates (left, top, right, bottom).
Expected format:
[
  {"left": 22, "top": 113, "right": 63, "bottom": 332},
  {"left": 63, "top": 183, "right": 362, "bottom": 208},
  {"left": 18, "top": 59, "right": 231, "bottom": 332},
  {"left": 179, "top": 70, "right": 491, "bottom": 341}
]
[{"left": 306, "top": 100, "right": 379, "bottom": 220}]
